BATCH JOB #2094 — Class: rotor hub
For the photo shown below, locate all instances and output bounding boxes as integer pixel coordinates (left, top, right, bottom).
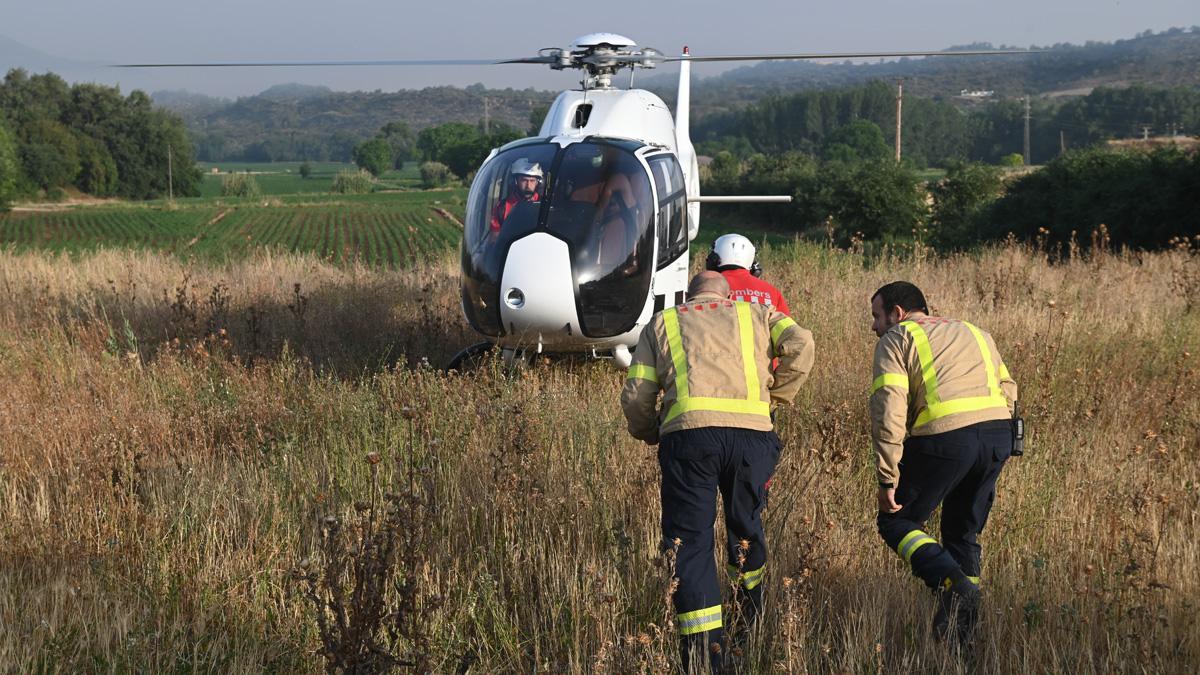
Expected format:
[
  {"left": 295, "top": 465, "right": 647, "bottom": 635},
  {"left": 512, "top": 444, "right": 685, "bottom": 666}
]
[{"left": 535, "top": 34, "right": 664, "bottom": 88}]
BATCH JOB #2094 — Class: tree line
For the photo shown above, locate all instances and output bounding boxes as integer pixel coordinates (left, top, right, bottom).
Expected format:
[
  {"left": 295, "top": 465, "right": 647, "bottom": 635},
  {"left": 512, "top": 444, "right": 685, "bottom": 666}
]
[
  {"left": 178, "top": 84, "right": 551, "bottom": 164},
  {"left": 678, "top": 27, "right": 1200, "bottom": 114},
  {"left": 0, "top": 69, "right": 201, "bottom": 207},
  {"left": 694, "top": 81, "right": 1200, "bottom": 168},
  {"left": 704, "top": 144, "right": 1199, "bottom": 252},
  {"left": 348, "top": 119, "right": 526, "bottom": 187}
]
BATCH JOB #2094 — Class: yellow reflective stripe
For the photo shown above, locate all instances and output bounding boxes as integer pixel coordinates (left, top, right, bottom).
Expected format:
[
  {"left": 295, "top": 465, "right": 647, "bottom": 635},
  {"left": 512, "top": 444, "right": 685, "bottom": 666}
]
[
  {"left": 963, "top": 322, "right": 1001, "bottom": 398},
  {"left": 901, "top": 321, "right": 940, "bottom": 405},
  {"left": 662, "top": 308, "right": 689, "bottom": 403},
  {"left": 904, "top": 320, "right": 1008, "bottom": 428},
  {"left": 662, "top": 303, "right": 770, "bottom": 424},
  {"left": 896, "top": 530, "right": 925, "bottom": 555},
  {"left": 870, "top": 373, "right": 909, "bottom": 395},
  {"left": 999, "top": 362, "right": 1011, "bottom": 381},
  {"left": 770, "top": 316, "right": 797, "bottom": 346},
  {"left": 741, "top": 565, "right": 765, "bottom": 590},
  {"left": 736, "top": 302, "right": 760, "bottom": 403},
  {"left": 727, "top": 564, "right": 766, "bottom": 588},
  {"left": 626, "top": 364, "right": 658, "bottom": 383},
  {"left": 896, "top": 529, "right": 938, "bottom": 562},
  {"left": 913, "top": 395, "right": 1011, "bottom": 429},
  {"left": 677, "top": 605, "right": 722, "bottom": 635},
  {"left": 942, "top": 575, "right": 982, "bottom": 590},
  {"left": 665, "top": 397, "right": 771, "bottom": 423}
]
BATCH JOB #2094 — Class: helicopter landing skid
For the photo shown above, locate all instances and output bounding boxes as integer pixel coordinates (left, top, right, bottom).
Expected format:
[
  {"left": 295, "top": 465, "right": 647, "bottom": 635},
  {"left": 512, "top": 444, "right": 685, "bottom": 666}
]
[{"left": 444, "top": 341, "right": 495, "bottom": 372}]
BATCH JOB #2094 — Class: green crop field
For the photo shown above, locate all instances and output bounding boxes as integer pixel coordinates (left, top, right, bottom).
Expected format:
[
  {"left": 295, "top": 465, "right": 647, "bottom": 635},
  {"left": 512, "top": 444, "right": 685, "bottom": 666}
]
[
  {"left": 196, "top": 162, "right": 424, "bottom": 197},
  {"left": 0, "top": 191, "right": 467, "bottom": 266}
]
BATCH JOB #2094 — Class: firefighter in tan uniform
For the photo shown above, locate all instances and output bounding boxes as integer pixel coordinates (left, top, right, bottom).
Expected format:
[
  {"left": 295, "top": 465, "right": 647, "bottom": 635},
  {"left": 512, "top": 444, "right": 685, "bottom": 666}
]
[
  {"left": 869, "top": 281, "right": 1017, "bottom": 645},
  {"left": 622, "top": 271, "right": 814, "bottom": 673}
]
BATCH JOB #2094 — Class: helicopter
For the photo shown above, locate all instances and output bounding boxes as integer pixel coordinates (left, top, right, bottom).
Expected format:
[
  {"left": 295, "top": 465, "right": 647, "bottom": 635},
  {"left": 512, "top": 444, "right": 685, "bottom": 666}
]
[{"left": 118, "top": 36, "right": 1033, "bottom": 368}]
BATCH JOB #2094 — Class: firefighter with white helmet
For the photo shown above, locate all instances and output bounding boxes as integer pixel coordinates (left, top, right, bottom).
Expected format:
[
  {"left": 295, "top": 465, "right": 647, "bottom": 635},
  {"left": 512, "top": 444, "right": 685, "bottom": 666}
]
[
  {"left": 706, "top": 233, "right": 791, "bottom": 315},
  {"left": 490, "top": 159, "right": 544, "bottom": 233}
]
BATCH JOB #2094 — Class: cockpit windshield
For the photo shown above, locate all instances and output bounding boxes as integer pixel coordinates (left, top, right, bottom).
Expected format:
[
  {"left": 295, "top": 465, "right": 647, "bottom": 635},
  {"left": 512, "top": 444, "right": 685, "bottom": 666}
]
[
  {"left": 545, "top": 142, "right": 654, "bottom": 336},
  {"left": 461, "top": 139, "right": 656, "bottom": 339}
]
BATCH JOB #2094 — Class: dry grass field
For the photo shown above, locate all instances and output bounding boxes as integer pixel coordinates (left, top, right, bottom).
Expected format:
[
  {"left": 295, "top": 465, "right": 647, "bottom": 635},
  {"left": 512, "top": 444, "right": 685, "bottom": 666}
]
[{"left": 1, "top": 239, "right": 1198, "bottom": 673}]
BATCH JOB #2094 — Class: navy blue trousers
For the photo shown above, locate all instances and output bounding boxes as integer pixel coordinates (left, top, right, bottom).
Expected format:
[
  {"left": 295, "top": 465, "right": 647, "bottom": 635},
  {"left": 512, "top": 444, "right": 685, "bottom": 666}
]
[
  {"left": 877, "top": 420, "right": 1012, "bottom": 589},
  {"left": 659, "top": 426, "right": 780, "bottom": 667}
]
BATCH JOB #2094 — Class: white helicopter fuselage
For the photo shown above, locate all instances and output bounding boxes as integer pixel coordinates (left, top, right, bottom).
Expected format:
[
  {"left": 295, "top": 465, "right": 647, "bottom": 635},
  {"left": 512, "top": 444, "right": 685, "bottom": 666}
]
[{"left": 464, "top": 73, "right": 701, "bottom": 366}]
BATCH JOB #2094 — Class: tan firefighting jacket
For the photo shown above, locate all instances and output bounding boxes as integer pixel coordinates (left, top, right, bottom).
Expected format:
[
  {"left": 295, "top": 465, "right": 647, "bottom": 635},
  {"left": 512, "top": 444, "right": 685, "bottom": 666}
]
[
  {"left": 621, "top": 291, "right": 815, "bottom": 443},
  {"left": 870, "top": 313, "right": 1018, "bottom": 486}
]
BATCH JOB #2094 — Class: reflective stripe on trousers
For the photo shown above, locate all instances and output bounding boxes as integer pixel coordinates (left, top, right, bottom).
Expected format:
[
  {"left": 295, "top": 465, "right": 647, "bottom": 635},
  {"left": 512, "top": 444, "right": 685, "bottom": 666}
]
[{"left": 677, "top": 604, "right": 722, "bottom": 635}]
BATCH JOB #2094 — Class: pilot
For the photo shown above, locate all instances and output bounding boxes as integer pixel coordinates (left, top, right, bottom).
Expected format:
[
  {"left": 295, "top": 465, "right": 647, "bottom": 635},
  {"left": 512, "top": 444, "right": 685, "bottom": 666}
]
[
  {"left": 706, "top": 233, "right": 791, "bottom": 316},
  {"left": 490, "top": 159, "right": 544, "bottom": 233}
]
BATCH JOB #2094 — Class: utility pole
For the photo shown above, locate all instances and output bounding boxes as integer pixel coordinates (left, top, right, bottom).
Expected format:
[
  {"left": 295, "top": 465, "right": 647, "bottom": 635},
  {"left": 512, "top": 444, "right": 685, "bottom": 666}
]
[
  {"left": 167, "top": 144, "right": 174, "bottom": 201},
  {"left": 1023, "top": 96, "right": 1031, "bottom": 166},
  {"left": 894, "top": 80, "right": 903, "bottom": 162},
  {"left": 1060, "top": 130, "right": 1066, "bottom": 155},
  {"left": 1142, "top": 125, "right": 1151, "bottom": 141},
  {"left": 483, "top": 97, "right": 491, "bottom": 135}
]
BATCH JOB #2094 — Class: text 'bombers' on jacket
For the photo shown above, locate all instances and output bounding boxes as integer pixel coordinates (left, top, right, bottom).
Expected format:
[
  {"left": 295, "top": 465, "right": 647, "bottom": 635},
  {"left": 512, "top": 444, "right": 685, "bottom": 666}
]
[
  {"left": 720, "top": 268, "right": 791, "bottom": 316},
  {"left": 620, "top": 291, "right": 815, "bottom": 444},
  {"left": 870, "top": 313, "right": 1019, "bottom": 486}
]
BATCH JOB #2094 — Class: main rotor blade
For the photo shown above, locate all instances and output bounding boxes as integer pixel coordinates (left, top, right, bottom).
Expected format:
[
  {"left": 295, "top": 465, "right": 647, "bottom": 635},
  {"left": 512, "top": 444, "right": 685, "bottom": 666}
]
[
  {"left": 666, "top": 49, "right": 1038, "bottom": 63},
  {"left": 113, "top": 58, "right": 530, "bottom": 68}
]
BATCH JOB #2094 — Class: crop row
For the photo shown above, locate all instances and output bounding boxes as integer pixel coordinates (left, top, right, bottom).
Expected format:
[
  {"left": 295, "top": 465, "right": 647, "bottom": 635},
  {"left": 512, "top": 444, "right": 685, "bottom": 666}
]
[{"left": 0, "top": 202, "right": 463, "bottom": 267}]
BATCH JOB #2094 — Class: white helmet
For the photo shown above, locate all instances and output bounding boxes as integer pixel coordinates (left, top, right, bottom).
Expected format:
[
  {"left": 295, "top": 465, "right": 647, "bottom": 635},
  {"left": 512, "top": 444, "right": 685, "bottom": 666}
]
[
  {"left": 711, "top": 233, "right": 756, "bottom": 270},
  {"left": 511, "top": 159, "right": 544, "bottom": 179}
]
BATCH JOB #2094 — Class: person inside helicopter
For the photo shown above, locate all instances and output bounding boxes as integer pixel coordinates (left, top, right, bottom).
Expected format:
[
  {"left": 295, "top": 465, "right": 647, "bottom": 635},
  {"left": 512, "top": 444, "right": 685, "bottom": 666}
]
[
  {"left": 489, "top": 158, "right": 544, "bottom": 234},
  {"left": 552, "top": 146, "right": 644, "bottom": 275}
]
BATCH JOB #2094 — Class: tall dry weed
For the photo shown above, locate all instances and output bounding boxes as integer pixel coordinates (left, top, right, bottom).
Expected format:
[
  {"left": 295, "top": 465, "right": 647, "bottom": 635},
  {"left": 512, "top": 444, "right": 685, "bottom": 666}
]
[{"left": 0, "top": 240, "right": 1197, "bottom": 672}]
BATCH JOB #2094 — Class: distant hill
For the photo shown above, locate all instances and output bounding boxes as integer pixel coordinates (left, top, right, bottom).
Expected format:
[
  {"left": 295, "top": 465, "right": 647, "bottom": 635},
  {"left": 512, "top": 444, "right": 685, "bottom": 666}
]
[
  {"left": 256, "top": 83, "right": 333, "bottom": 101},
  {"left": 137, "top": 28, "right": 1200, "bottom": 162},
  {"left": 170, "top": 84, "right": 557, "bottom": 162},
  {"left": 642, "top": 28, "right": 1200, "bottom": 117},
  {"left": 0, "top": 33, "right": 106, "bottom": 84},
  {"left": 150, "top": 90, "right": 230, "bottom": 117}
]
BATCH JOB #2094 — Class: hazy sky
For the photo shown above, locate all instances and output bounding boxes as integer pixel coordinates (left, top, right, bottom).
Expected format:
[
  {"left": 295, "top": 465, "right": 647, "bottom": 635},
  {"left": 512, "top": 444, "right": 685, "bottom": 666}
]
[{"left": 3, "top": 0, "right": 1197, "bottom": 96}]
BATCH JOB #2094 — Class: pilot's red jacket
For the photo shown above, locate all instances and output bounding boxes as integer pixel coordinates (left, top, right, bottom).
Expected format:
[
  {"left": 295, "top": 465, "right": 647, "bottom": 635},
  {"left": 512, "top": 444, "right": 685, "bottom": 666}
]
[
  {"left": 721, "top": 268, "right": 791, "bottom": 316},
  {"left": 490, "top": 194, "right": 540, "bottom": 233}
]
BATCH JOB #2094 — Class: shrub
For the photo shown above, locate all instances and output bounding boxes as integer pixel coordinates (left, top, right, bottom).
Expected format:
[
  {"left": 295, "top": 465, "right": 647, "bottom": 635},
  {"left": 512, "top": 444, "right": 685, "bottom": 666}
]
[
  {"left": 929, "top": 162, "right": 1004, "bottom": 250},
  {"left": 352, "top": 139, "right": 392, "bottom": 177},
  {"left": 220, "top": 172, "right": 261, "bottom": 198},
  {"left": 299, "top": 161, "right": 313, "bottom": 179},
  {"left": 418, "top": 161, "right": 455, "bottom": 189},
  {"left": 1000, "top": 152, "right": 1025, "bottom": 167},
  {"left": 984, "top": 146, "right": 1200, "bottom": 249},
  {"left": 331, "top": 169, "right": 374, "bottom": 195}
]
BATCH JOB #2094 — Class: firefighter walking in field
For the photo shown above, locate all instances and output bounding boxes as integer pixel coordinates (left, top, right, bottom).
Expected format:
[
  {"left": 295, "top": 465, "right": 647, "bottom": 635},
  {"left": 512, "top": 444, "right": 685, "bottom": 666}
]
[
  {"left": 868, "top": 281, "right": 1018, "bottom": 645},
  {"left": 622, "top": 271, "right": 814, "bottom": 672}
]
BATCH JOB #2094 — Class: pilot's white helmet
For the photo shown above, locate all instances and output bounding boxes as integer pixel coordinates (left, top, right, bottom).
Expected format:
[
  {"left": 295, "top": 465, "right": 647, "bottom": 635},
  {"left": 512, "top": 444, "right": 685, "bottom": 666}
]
[
  {"left": 511, "top": 159, "right": 544, "bottom": 179},
  {"left": 711, "top": 233, "right": 756, "bottom": 270}
]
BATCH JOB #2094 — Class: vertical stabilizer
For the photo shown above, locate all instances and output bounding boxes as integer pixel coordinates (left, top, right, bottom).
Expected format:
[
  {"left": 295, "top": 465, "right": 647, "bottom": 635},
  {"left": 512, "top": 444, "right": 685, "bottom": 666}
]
[{"left": 675, "top": 47, "right": 701, "bottom": 241}]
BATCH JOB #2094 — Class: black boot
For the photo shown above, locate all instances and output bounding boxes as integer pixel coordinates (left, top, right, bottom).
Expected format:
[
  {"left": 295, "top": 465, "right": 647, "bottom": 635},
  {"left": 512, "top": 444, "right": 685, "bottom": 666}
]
[
  {"left": 735, "top": 584, "right": 763, "bottom": 631},
  {"left": 933, "top": 570, "right": 981, "bottom": 645},
  {"left": 680, "top": 628, "right": 725, "bottom": 674}
]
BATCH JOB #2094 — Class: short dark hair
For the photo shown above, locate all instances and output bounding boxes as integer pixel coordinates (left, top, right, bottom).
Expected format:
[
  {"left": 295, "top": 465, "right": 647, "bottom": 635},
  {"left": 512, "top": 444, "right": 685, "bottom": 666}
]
[{"left": 872, "top": 281, "right": 929, "bottom": 314}]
